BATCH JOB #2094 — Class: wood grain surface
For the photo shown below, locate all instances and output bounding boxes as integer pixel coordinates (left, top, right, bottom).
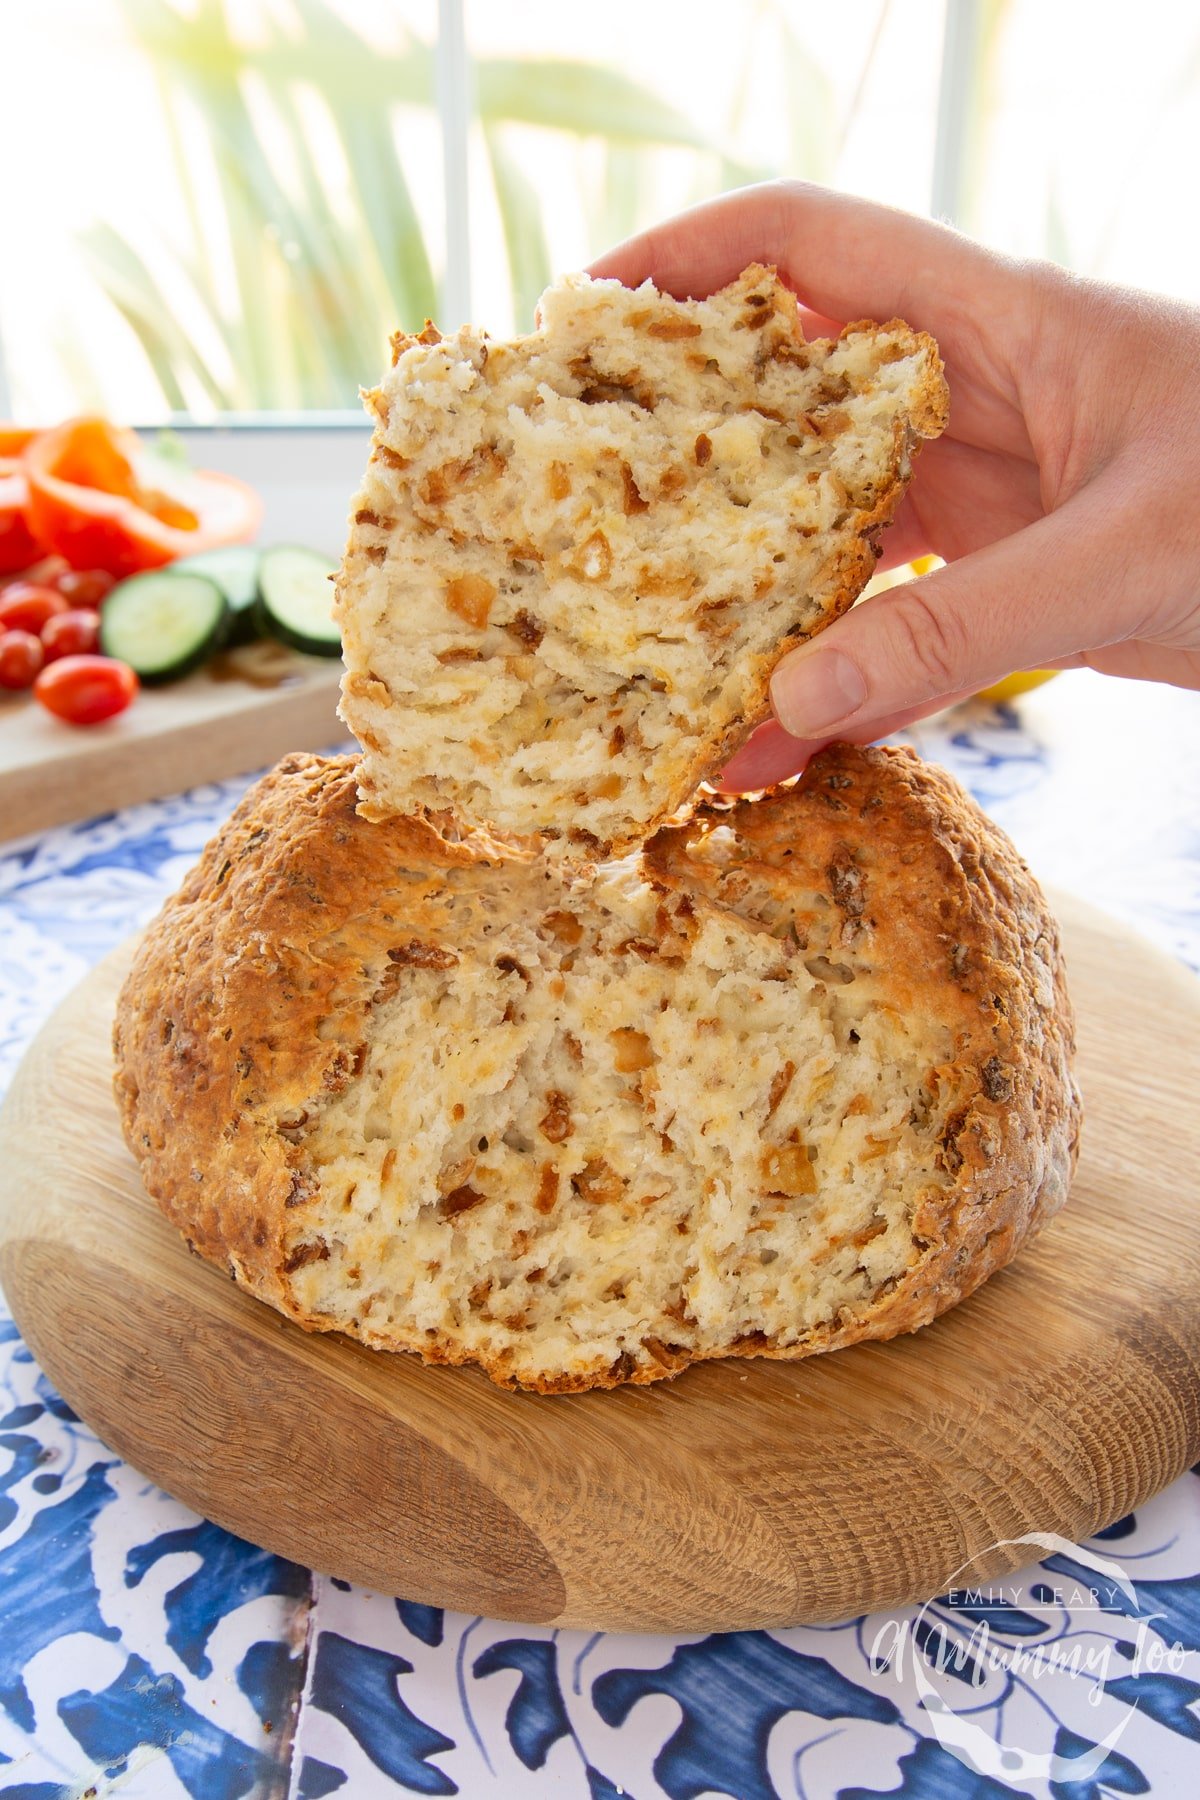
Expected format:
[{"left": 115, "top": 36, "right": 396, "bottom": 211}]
[
  {"left": 0, "top": 640, "right": 344, "bottom": 845},
  {"left": 1, "top": 892, "right": 1197, "bottom": 1632}
]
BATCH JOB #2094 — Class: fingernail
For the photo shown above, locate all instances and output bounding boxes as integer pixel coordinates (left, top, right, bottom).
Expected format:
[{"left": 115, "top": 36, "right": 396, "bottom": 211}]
[{"left": 770, "top": 649, "right": 867, "bottom": 738}]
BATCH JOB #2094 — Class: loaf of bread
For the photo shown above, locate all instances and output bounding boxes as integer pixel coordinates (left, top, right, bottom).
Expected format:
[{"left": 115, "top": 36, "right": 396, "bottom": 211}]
[
  {"left": 113, "top": 745, "right": 1080, "bottom": 1393},
  {"left": 336, "top": 265, "right": 948, "bottom": 861}
]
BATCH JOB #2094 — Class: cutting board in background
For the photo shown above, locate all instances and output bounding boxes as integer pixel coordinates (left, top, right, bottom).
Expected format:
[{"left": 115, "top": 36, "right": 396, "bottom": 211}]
[
  {"left": 1, "top": 893, "right": 1198, "bottom": 1631},
  {"left": 0, "top": 640, "right": 344, "bottom": 844}
]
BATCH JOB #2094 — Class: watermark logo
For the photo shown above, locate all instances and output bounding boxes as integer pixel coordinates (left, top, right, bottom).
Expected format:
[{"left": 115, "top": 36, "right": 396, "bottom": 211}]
[{"left": 868, "top": 1531, "right": 1192, "bottom": 1786}]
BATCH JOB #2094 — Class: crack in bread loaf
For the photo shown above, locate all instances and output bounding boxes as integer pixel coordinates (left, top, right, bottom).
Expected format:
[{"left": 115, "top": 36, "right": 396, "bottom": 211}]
[
  {"left": 113, "top": 746, "right": 1080, "bottom": 1393},
  {"left": 336, "top": 266, "right": 948, "bottom": 860}
]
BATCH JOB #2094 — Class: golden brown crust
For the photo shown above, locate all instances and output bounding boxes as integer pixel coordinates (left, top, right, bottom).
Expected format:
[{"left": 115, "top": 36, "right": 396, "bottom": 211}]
[
  {"left": 114, "top": 746, "right": 1079, "bottom": 1392},
  {"left": 647, "top": 743, "right": 1081, "bottom": 1363},
  {"left": 112, "top": 755, "right": 522, "bottom": 1310}
]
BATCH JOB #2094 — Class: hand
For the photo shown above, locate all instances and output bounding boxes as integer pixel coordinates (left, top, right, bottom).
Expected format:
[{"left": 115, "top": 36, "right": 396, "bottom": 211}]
[{"left": 589, "top": 182, "right": 1200, "bottom": 790}]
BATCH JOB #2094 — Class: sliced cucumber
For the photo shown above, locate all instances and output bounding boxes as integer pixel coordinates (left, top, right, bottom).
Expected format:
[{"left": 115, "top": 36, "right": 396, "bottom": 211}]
[
  {"left": 255, "top": 545, "right": 341, "bottom": 657},
  {"left": 173, "top": 546, "right": 261, "bottom": 644},
  {"left": 100, "top": 570, "right": 229, "bottom": 684}
]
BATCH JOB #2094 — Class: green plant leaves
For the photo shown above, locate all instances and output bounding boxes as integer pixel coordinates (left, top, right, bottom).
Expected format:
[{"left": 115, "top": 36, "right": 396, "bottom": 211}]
[
  {"left": 476, "top": 58, "right": 710, "bottom": 147},
  {"left": 79, "top": 223, "right": 233, "bottom": 413},
  {"left": 83, "top": 0, "right": 772, "bottom": 412},
  {"left": 483, "top": 125, "right": 551, "bottom": 332}
]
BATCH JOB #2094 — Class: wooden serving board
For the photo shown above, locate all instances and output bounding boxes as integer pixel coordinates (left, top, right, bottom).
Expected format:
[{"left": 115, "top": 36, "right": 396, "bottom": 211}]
[
  {"left": 1, "top": 894, "right": 1198, "bottom": 1632},
  {"left": 0, "top": 640, "right": 344, "bottom": 845}
]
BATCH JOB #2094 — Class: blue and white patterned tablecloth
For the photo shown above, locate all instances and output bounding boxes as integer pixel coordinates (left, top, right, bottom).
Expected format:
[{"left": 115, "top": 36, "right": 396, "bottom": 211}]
[{"left": 1, "top": 670, "right": 1198, "bottom": 1800}]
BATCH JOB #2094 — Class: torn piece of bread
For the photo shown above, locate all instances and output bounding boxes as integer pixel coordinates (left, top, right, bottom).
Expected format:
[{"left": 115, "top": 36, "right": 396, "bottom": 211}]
[
  {"left": 336, "top": 266, "right": 948, "bottom": 859},
  {"left": 113, "top": 745, "right": 1079, "bottom": 1394}
]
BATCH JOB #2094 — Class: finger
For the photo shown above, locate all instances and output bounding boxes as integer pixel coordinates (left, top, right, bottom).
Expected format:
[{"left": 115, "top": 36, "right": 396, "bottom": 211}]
[
  {"left": 789, "top": 302, "right": 847, "bottom": 340},
  {"left": 871, "top": 494, "right": 932, "bottom": 572},
  {"left": 871, "top": 435, "right": 1048, "bottom": 575},
  {"left": 716, "top": 693, "right": 979, "bottom": 793},
  {"left": 1073, "top": 642, "right": 1200, "bottom": 687},
  {"left": 589, "top": 183, "right": 1037, "bottom": 465},
  {"left": 587, "top": 180, "right": 1023, "bottom": 348},
  {"left": 766, "top": 477, "right": 1152, "bottom": 743},
  {"left": 716, "top": 718, "right": 807, "bottom": 791},
  {"left": 1037, "top": 652, "right": 1089, "bottom": 672},
  {"left": 901, "top": 436, "right": 1046, "bottom": 555}
]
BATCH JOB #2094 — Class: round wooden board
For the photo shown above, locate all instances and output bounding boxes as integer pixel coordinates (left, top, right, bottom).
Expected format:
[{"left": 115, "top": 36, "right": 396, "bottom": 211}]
[{"left": 2, "top": 893, "right": 1199, "bottom": 1633}]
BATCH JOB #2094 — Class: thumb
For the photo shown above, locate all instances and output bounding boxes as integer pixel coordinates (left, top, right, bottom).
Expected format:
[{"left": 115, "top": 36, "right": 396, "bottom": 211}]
[{"left": 768, "top": 499, "right": 1127, "bottom": 741}]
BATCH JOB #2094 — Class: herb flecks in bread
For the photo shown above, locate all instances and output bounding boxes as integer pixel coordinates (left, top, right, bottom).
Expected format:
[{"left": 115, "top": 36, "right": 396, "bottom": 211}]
[
  {"left": 336, "top": 266, "right": 948, "bottom": 859},
  {"left": 113, "top": 746, "right": 1079, "bottom": 1394}
]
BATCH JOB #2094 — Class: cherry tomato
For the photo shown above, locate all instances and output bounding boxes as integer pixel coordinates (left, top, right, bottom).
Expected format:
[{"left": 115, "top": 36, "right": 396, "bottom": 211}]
[
  {"left": 33, "top": 653, "right": 139, "bottom": 724},
  {"left": 1, "top": 557, "right": 66, "bottom": 593},
  {"left": 54, "top": 568, "right": 115, "bottom": 609},
  {"left": 0, "top": 629, "right": 44, "bottom": 690},
  {"left": 0, "top": 583, "right": 69, "bottom": 636},
  {"left": 40, "top": 607, "right": 100, "bottom": 661}
]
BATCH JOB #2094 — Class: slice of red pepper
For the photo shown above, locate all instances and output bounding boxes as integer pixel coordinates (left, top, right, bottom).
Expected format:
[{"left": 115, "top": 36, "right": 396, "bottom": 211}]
[
  {"left": 23, "top": 417, "right": 263, "bottom": 578},
  {"left": 0, "top": 427, "right": 41, "bottom": 573}
]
